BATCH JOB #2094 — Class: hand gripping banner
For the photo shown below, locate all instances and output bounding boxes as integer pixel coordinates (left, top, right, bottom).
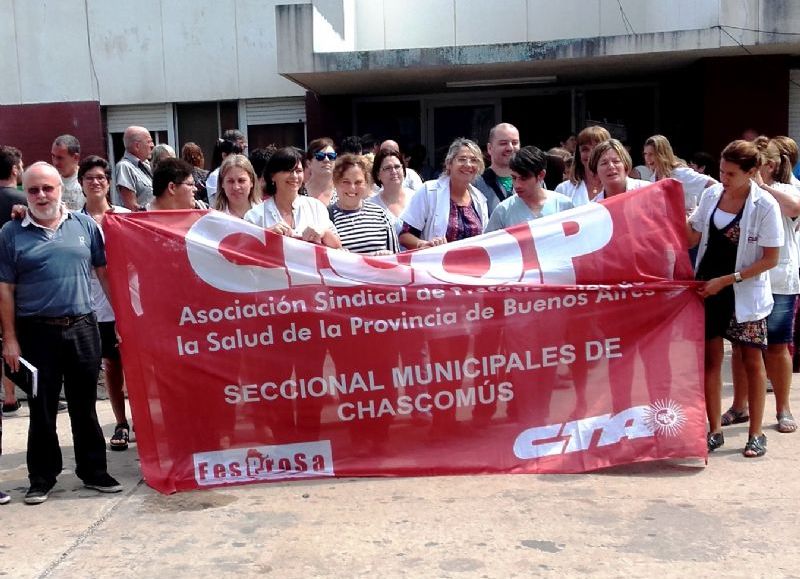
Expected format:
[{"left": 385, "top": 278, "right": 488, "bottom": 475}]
[{"left": 103, "top": 179, "right": 706, "bottom": 494}]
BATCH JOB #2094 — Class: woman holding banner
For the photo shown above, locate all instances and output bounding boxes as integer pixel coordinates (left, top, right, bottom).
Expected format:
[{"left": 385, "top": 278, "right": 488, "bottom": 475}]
[
  {"left": 588, "top": 139, "right": 650, "bottom": 200},
  {"left": 244, "top": 147, "right": 341, "bottom": 248},
  {"left": 688, "top": 140, "right": 783, "bottom": 457},
  {"left": 398, "top": 138, "right": 488, "bottom": 249},
  {"left": 725, "top": 137, "right": 800, "bottom": 435},
  {"left": 398, "top": 139, "right": 490, "bottom": 436},
  {"left": 330, "top": 154, "right": 399, "bottom": 255}
]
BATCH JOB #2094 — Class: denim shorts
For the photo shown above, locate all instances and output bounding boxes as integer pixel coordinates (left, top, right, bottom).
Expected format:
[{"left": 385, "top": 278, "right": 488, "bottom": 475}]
[{"left": 767, "top": 293, "right": 798, "bottom": 344}]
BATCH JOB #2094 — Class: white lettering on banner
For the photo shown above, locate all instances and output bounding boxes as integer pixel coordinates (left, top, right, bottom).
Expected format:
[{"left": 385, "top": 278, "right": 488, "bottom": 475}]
[
  {"left": 530, "top": 203, "right": 614, "bottom": 285},
  {"left": 184, "top": 204, "right": 614, "bottom": 293},
  {"left": 337, "top": 381, "right": 514, "bottom": 422},
  {"left": 223, "top": 371, "right": 385, "bottom": 404},
  {"left": 512, "top": 401, "right": 686, "bottom": 460},
  {"left": 193, "top": 441, "right": 334, "bottom": 485}
]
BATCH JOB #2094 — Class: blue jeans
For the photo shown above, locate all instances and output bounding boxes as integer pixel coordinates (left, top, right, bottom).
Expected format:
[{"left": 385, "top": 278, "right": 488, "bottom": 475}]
[{"left": 767, "top": 294, "right": 798, "bottom": 345}]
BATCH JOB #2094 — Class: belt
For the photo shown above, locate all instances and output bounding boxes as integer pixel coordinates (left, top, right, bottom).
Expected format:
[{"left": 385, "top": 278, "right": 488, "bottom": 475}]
[{"left": 21, "top": 313, "right": 93, "bottom": 326}]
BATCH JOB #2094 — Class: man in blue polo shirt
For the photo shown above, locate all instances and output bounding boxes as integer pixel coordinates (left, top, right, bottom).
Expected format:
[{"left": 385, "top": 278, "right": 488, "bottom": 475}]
[{"left": 0, "top": 162, "right": 122, "bottom": 504}]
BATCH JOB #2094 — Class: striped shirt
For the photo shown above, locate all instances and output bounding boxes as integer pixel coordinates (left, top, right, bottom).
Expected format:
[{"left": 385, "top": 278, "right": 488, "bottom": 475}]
[{"left": 330, "top": 201, "right": 400, "bottom": 254}]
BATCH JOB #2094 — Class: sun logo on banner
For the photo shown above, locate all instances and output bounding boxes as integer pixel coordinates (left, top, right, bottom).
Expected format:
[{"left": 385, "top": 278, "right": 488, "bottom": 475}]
[{"left": 643, "top": 399, "right": 686, "bottom": 437}]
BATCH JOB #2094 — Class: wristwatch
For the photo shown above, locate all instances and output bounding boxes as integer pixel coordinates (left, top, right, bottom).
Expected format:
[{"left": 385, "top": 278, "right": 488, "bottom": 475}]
[{"left": 733, "top": 271, "right": 743, "bottom": 283}]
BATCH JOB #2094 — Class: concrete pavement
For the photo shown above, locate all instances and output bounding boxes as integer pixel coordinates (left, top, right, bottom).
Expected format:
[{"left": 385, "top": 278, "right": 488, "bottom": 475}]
[{"left": 2, "top": 361, "right": 799, "bottom": 578}]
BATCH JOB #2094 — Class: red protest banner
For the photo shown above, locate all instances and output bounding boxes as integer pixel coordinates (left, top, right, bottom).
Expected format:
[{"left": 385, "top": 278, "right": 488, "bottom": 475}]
[{"left": 104, "top": 179, "right": 706, "bottom": 494}]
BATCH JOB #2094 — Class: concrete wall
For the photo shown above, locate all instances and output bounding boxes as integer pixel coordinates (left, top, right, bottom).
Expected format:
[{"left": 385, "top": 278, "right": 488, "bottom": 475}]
[
  {"left": 2, "top": 0, "right": 796, "bottom": 106},
  {"left": 350, "top": 0, "right": 722, "bottom": 51},
  {"left": 334, "top": 0, "right": 800, "bottom": 52},
  {"left": 0, "top": 0, "right": 309, "bottom": 106}
]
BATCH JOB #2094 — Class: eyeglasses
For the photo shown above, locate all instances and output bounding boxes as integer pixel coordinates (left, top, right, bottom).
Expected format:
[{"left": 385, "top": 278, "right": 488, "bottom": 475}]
[
  {"left": 26, "top": 185, "right": 57, "bottom": 195},
  {"left": 454, "top": 156, "right": 480, "bottom": 166},
  {"left": 314, "top": 152, "right": 337, "bottom": 162},
  {"left": 381, "top": 164, "right": 404, "bottom": 173},
  {"left": 83, "top": 175, "right": 108, "bottom": 182},
  {"left": 178, "top": 181, "right": 197, "bottom": 188}
]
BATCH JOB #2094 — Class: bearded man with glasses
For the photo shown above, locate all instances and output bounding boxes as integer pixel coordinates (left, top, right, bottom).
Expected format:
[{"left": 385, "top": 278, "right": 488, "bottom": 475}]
[{"left": 0, "top": 162, "right": 123, "bottom": 504}]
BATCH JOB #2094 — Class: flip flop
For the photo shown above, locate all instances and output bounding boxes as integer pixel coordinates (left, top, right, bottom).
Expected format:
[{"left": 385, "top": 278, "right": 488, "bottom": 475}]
[
  {"left": 777, "top": 412, "right": 797, "bottom": 434},
  {"left": 109, "top": 423, "right": 130, "bottom": 451},
  {"left": 721, "top": 406, "right": 749, "bottom": 426}
]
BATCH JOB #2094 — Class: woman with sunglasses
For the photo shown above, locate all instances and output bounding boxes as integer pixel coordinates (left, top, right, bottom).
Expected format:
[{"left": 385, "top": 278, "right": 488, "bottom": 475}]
[
  {"left": 78, "top": 156, "right": 133, "bottom": 450},
  {"left": 245, "top": 147, "right": 341, "bottom": 248},
  {"left": 305, "top": 138, "right": 337, "bottom": 206}
]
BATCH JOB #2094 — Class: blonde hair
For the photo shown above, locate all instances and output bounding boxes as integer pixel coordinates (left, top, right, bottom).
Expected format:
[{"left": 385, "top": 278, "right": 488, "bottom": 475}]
[
  {"left": 444, "top": 138, "right": 485, "bottom": 178},
  {"left": 773, "top": 135, "right": 799, "bottom": 166},
  {"left": 753, "top": 136, "right": 792, "bottom": 184},
  {"left": 644, "top": 134, "right": 684, "bottom": 180},
  {"left": 214, "top": 154, "right": 259, "bottom": 211},
  {"left": 588, "top": 139, "right": 632, "bottom": 175}
]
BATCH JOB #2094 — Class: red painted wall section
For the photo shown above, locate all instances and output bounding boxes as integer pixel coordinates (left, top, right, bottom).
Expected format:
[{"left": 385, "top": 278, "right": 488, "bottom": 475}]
[{"left": 0, "top": 101, "right": 105, "bottom": 165}]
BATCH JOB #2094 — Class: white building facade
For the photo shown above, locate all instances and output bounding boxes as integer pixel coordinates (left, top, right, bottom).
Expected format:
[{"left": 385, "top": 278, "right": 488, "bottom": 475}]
[{"left": 2, "top": 0, "right": 800, "bottom": 169}]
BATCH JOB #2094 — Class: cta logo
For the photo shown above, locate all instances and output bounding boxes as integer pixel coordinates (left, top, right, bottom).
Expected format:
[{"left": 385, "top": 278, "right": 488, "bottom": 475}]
[
  {"left": 193, "top": 440, "right": 334, "bottom": 486},
  {"left": 513, "top": 400, "right": 686, "bottom": 460}
]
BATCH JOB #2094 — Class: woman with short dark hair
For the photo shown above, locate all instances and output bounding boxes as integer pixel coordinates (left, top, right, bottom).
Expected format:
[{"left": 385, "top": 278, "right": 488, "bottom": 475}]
[
  {"left": 370, "top": 149, "right": 415, "bottom": 238},
  {"left": 78, "top": 155, "right": 132, "bottom": 451},
  {"left": 244, "top": 147, "right": 341, "bottom": 248},
  {"left": 304, "top": 138, "right": 337, "bottom": 206}
]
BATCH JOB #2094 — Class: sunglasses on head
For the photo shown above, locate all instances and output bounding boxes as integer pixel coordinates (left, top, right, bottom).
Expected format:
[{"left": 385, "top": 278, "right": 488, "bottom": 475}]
[{"left": 314, "top": 151, "right": 337, "bottom": 161}]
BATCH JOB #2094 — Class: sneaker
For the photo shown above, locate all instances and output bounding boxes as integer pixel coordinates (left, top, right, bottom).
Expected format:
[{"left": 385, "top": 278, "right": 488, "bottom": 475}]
[
  {"left": 2, "top": 400, "right": 20, "bottom": 414},
  {"left": 24, "top": 482, "right": 54, "bottom": 505},
  {"left": 0, "top": 491, "right": 10, "bottom": 504},
  {"left": 57, "top": 401, "right": 68, "bottom": 413},
  {"left": 83, "top": 473, "right": 123, "bottom": 494}
]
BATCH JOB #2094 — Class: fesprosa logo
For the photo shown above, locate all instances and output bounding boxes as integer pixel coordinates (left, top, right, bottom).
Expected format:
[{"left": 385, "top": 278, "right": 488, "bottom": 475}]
[
  {"left": 193, "top": 440, "right": 334, "bottom": 485},
  {"left": 513, "top": 400, "right": 686, "bottom": 460}
]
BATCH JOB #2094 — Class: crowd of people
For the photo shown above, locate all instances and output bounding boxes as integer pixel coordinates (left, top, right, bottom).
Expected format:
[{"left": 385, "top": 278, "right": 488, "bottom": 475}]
[{"left": 1, "top": 120, "right": 799, "bottom": 504}]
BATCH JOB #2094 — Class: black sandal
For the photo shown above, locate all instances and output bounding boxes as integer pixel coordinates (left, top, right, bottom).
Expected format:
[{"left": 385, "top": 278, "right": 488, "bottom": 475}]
[
  {"left": 110, "top": 423, "right": 129, "bottom": 451},
  {"left": 743, "top": 433, "right": 767, "bottom": 458},
  {"left": 721, "top": 406, "right": 749, "bottom": 426},
  {"left": 707, "top": 431, "right": 724, "bottom": 452}
]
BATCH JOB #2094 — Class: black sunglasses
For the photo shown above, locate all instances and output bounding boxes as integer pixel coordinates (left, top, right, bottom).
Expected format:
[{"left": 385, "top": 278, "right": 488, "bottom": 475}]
[{"left": 314, "top": 151, "right": 337, "bottom": 161}]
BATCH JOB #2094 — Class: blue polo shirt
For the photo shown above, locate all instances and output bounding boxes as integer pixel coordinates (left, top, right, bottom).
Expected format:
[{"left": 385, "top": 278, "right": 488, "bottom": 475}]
[{"left": 0, "top": 211, "right": 107, "bottom": 317}]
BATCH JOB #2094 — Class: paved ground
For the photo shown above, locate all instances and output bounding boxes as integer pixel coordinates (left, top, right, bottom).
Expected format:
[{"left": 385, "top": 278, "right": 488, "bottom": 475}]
[{"left": 2, "top": 356, "right": 799, "bottom": 579}]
